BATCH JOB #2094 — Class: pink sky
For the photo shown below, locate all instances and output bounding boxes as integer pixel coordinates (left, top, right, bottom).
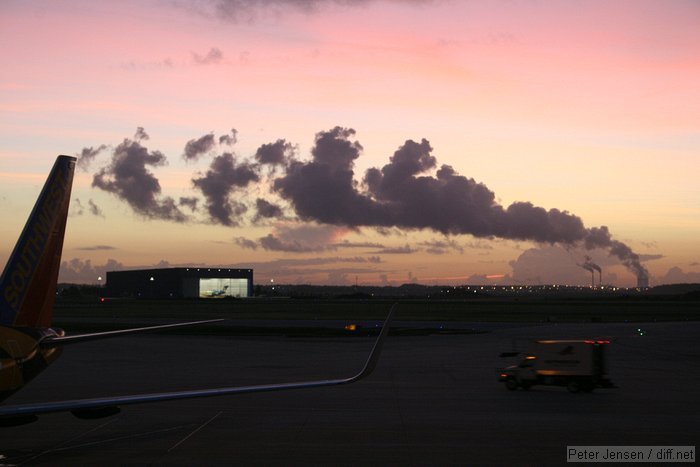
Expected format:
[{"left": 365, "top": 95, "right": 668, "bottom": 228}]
[{"left": 1, "top": 0, "right": 699, "bottom": 286}]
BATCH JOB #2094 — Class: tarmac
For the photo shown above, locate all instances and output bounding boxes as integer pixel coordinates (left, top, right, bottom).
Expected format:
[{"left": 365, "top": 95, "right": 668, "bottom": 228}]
[{"left": 3, "top": 320, "right": 699, "bottom": 466}]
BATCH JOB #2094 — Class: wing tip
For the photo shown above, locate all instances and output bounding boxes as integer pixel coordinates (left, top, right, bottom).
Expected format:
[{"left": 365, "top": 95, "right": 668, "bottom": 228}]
[{"left": 352, "top": 303, "right": 396, "bottom": 382}]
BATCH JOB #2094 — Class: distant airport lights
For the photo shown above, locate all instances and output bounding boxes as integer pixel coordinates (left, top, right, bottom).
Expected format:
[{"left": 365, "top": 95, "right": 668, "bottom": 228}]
[{"left": 185, "top": 268, "right": 244, "bottom": 272}]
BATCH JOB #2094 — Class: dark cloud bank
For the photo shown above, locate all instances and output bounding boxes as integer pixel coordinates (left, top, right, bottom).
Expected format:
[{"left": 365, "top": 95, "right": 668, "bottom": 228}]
[
  {"left": 83, "top": 126, "right": 648, "bottom": 281},
  {"left": 272, "top": 127, "right": 648, "bottom": 281},
  {"left": 198, "top": 0, "right": 390, "bottom": 22}
]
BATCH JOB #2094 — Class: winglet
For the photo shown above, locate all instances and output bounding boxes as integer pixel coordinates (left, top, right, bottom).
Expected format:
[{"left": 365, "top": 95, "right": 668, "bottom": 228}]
[
  {"left": 347, "top": 302, "right": 395, "bottom": 383},
  {"left": 0, "top": 156, "right": 76, "bottom": 327}
]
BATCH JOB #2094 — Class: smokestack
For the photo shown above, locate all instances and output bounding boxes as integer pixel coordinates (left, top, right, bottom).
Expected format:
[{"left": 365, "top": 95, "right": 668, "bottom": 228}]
[
  {"left": 588, "top": 262, "right": 602, "bottom": 287},
  {"left": 637, "top": 275, "right": 649, "bottom": 288},
  {"left": 579, "top": 261, "right": 596, "bottom": 288}
]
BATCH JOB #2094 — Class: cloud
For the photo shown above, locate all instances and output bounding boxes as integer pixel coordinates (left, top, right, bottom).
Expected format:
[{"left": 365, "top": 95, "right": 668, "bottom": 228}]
[
  {"left": 134, "top": 127, "right": 149, "bottom": 141},
  {"left": 84, "top": 127, "right": 650, "bottom": 283},
  {"left": 183, "top": 129, "right": 242, "bottom": 164},
  {"left": 254, "top": 198, "right": 285, "bottom": 221},
  {"left": 273, "top": 127, "right": 649, "bottom": 280},
  {"left": 192, "top": 47, "right": 224, "bottom": 65},
  {"left": 332, "top": 240, "right": 385, "bottom": 249},
  {"left": 242, "top": 224, "right": 346, "bottom": 252},
  {"left": 59, "top": 258, "right": 125, "bottom": 283},
  {"left": 234, "top": 236, "right": 259, "bottom": 250},
  {"left": 242, "top": 256, "right": 381, "bottom": 267},
  {"left": 465, "top": 273, "right": 515, "bottom": 285},
  {"left": 464, "top": 240, "right": 494, "bottom": 250},
  {"left": 219, "top": 128, "right": 238, "bottom": 146},
  {"left": 76, "top": 145, "right": 107, "bottom": 171},
  {"left": 121, "top": 58, "right": 175, "bottom": 70},
  {"left": 508, "top": 245, "right": 639, "bottom": 286},
  {"left": 57, "top": 255, "right": 377, "bottom": 286},
  {"left": 658, "top": 267, "right": 700, "bottom": 285},
  {"left": 274, "top": 127, "right": 382, "bottom": 226},
  {"left": 71, "top": 198, "right": 105, "bottom": 218},
  {"left": 183, "top": 133, "right": 217, "bottom": 161},
  {"left": 419, "top": 239, "right": 464, "bottom": 255},
  {"left": 71, "top": 198, "right": 85, "bottom": 216},
  {"left": 255, "top": 139, "right": 295, "bottom": 166},
  {"left": 92, "top": 128, "right": 187, "bottom": 222},
  {"left": 259, "top": 233, "right": 326, "bottom": 252},
  {"left": 227, "top": 256, "right": 385, "bottom": 285},
  {"left": 195, "top": 0, "right": 431, "bottom": 23},
  {"left": 278, "top": 223, "right": 343, "bottom": 246},
  {"left": 179, "top": 197, "right": 199, "bottom": 212},
  {"left": 372, "top": 244, "right": 417, "bottom": 254},
  {"left": 75, "top": 245, "right": 117, "bottom": 251},
  {"left": 202, "top": 0, "right": 361, "bottom": 21},
  {"left": 192, "top": 153, "right": 259, "bottom": 225},
  {"left": 88, "top": 199, "right": 105, "bottom": 218},
  {"left": 510, "top": 246, "right": 588, "bottom": 285}
]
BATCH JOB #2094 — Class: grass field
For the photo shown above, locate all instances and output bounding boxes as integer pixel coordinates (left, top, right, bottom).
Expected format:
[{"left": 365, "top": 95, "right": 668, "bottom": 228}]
[{"left": 54, "top": 297, "right": 700, "bottom": 327}]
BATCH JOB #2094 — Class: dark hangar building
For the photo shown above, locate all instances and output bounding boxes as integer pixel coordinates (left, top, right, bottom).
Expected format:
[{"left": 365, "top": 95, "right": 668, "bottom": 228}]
[{"left": 106, "top": 267, "right": 253, "bottom": 299}]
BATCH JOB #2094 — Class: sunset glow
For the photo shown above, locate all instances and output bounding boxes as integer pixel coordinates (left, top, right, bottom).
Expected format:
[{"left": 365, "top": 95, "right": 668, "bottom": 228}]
[{"left": 1, "top": 0, "right": 699, "bottom": 287}]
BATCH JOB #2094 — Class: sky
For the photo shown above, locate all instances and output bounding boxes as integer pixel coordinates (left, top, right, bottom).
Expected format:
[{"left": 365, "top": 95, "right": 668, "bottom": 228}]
[{"left": 1, "top": 0, "right": 699, "bottom": 287}]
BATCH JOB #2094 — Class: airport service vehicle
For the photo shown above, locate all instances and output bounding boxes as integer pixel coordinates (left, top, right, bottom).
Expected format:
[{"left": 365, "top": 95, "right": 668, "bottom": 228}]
[{"left": 498, "top": 339, "right": 615, "bottom": 393}]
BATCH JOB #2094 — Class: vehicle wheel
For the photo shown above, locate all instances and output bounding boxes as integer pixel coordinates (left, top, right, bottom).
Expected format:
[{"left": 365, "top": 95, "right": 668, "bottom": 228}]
[
  {"left": 505, "top": 379, "right": 518, "bottom": 391},
  {"left": 567, "top": 381, "right": 581, "bottom": 393}
]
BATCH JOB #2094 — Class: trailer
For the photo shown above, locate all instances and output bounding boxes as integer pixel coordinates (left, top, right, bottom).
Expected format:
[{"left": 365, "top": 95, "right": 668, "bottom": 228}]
[{"left": 497, "top": 339, "right": 615, "bottom": 393}]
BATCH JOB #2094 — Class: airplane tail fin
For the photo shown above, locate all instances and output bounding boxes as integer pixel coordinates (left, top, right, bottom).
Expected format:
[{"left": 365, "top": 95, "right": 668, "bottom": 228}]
[{"left": 0, "top": 156, "right": 76, "bottom": 328}]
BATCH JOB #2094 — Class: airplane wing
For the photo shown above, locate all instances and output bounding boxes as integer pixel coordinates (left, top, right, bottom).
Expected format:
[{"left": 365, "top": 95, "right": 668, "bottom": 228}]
[
  {"left": 40, "top": 319, "right": 225, "bottom": 347},
  {"left": 0, "top": 306, "right": 394, "bottom": 425}
]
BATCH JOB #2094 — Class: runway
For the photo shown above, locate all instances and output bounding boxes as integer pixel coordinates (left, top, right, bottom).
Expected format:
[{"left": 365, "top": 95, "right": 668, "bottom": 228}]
[{"left": 3, "top": 320, "right": 699, "bottom": 466}]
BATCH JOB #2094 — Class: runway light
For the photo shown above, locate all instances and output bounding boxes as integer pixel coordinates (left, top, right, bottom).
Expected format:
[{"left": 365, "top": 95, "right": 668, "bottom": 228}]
[{"left": 345, "top": 324, "right": 357, "bottom": 331}]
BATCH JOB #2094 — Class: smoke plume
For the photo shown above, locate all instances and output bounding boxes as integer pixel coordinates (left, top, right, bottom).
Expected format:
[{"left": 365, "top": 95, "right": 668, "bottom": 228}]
[
  {"left": 254, "top": 198, "right": 284, "bottom": 221},
  {"left": 193, "top": 47, "right": 224, "bottom": 65},
  {"left": 77, "top": 145, "right": 107, "bottom": 171},
  {"left": 273, "top": 127, "right": 648, "bottom": 279},
  {"left": 219, "top": 128, "right": 238, "bottom": 146},
  {"left": 179, "top": 197, "right": 199, "bottom": 212},
  {"left": 183, "top": 133, "right": 217, "bottom": 161},
  {"left": 92, "top": 128, "right": 187, "bottom": 222},
  {"left": 255, "top": 139, "right": 295, "bottom": 166},
  {"left": 206, "top": 0, "right": 374, "bottom": 22},
  {"left": 192, "top": 153, "right": 259, "bottom": 225},
  {"left": 83, "top": 126, "right": 649, "bottom": 281}
]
